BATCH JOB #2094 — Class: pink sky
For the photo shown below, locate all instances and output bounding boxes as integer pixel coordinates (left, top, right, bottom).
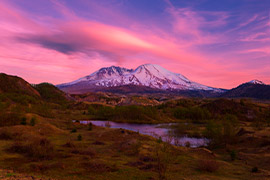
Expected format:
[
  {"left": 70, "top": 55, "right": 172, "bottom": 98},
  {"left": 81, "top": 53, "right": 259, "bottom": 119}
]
[{"left": 0, "top": 0, "right": 269, "bottom": 89}]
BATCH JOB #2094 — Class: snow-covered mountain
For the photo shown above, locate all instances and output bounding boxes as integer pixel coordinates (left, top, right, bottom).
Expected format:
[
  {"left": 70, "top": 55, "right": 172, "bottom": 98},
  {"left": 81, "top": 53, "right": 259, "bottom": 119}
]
[
  {"left": 247, "top": 80, "right": 265, "bottom": 85},
  {"left": 57, "top": 64, "right": 224, "bottom": 93},
  {"left": 221, "top": 79, "right": 270, "bottom": 99}
]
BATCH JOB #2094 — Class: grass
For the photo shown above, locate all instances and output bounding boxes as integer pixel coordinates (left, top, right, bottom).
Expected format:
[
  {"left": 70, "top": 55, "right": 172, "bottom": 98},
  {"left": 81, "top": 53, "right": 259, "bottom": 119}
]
[
  {"left": 6, "top": 172, "right": 16, "bottom": 177},
  {"left": 0, "top": 119, "right": 269, "bottom": 180},
  {"left": 1, "top": 90, "right": 270, "bottom": 179}
]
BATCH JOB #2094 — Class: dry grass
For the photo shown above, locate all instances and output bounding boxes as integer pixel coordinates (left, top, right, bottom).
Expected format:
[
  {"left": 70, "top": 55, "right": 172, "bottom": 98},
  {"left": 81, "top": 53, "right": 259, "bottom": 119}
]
[
  {"left": 197, "top": 159, "right": 220, "bottom": 172},
  {"left": 0, "top": 110, "right": 270, "bottom": 180},
  {"left": 81, "top": 161, "right": 118, "bottom": 173},
  {"left": 7, "top": 137, "right": 54, "bottom": 160},
  {"left": 70, "top": 147, "right": 96, "bottom": 157}
]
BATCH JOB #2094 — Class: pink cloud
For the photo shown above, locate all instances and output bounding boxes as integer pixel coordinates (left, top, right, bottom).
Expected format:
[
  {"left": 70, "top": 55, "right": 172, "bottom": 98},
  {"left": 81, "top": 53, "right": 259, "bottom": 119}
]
[{"left": 0, "top": 0, "right": 269, "bottom": 89}]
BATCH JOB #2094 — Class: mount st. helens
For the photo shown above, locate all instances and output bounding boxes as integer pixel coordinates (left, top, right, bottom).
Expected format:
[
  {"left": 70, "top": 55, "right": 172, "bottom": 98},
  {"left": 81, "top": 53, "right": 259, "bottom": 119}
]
[{"left": 57, "top": 64, "right": 225, "bottom": 94}]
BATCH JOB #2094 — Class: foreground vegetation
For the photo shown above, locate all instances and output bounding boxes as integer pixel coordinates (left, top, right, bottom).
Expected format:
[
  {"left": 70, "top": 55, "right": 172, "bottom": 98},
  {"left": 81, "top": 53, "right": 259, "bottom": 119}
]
[
  {"left": 1, "top": 74, "right": 270, "bottom": 179},
  {"left": 1, "top": 118, "right": 270, "bottom": 180}
]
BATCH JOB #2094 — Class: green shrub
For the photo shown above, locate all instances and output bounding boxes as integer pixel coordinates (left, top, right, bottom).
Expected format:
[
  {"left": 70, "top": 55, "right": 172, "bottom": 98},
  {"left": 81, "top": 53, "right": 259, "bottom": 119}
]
[
  {"left": 230, "top": 150, "right": 237, "bottom": 161},
  {"left": 170, "top": 123, "right": 203, "bottom": 138},
  {"left": 204, "top": 114, "right": 239, "bottom": 148},
  {"left": 34, "top": 83, "right": 67, "bottom": 104},
  {"left": 113, "top": 105, "right": 159, "bottom": 121},
  {"left": 185, "top": 141, "right": 191, "bottom": 148},
  {"left": 97, "top": 106, "right": 114, "bottom": 119},
  {"left": 77, "top": 134, "right": 82, "bottom": 141},
  {"left": 154, "top": 138, "right": 173, "bottom": 180},
  {"left": 30, "top": 117, "right": 36, "bottom": 126},
  {"left": 173, "top": 107, "right": 211, "bottom": 123},
  {"left": 222, "top": 114, "right": 239, "bottom": 144},
  {"left": 157, "top": 137, "right": 162, "bottom": 144},
  {"left": 104, "top": 122, "right": 111, "bottom": 128},
  {"left": 5, "top": 173, "right": 16, "bottom": 177},
  {"left": 240, "top": 99, "right": 245, "bottom": 106},
  {"left": 93, "top": 105, "right": 159, "bottom": 122},
  {"left": 0, "top": 102, "right": 8, "bottom": 112},
  {"left": 3, "top": 93, "right": 38, "bottom": 105},
  {"left": 88, "top": 106, "right": 97, "bottom": 115},
  {"left": 20, "top": 117, "right": 27, "bottom": 125},
  {"left": 251, "top": 167, "right": 258, "bottom": 173},
  {"left": 204, "top": 120, "right": 223, "bottom": 147},
  {"left": 88, "top": 123, "right": 93, "bottom": 131},
  {"left": 31, "top": 104, "right": 53, "bottom": 118},
  {"left": 71, "top": 128, "right": 77, "bottom": 133},
  {"left": 7, "top": 137, "right": 54, "bottom": 160}
]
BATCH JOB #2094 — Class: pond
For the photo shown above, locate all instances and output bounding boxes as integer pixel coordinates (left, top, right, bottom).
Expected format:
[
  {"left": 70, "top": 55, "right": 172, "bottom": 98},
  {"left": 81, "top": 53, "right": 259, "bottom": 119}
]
[{"left": 74, "top": 120, "right": 209, "bottom": 148}]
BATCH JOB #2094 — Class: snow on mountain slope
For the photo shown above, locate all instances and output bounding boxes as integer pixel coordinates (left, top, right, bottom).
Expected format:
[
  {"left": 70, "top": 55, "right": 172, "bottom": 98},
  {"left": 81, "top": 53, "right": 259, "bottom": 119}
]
[
  {"left": 58, "top": 64, "right": 223, "bottom": 92},
  {"left": 247, "top": 80, "right": 265, "bottom": 85}
]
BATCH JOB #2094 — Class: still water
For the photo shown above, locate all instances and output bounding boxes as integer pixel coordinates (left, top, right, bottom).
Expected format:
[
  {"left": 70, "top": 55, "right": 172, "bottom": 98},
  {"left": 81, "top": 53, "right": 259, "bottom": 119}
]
[{"left": 75, "top": 120, "right": 209, "bottom": 148}]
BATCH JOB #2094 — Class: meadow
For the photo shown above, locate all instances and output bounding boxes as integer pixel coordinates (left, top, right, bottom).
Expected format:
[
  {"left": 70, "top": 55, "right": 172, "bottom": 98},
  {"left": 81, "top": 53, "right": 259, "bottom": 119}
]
[{"left": 0, "top": 82, "right": 270, "bottom": 179}]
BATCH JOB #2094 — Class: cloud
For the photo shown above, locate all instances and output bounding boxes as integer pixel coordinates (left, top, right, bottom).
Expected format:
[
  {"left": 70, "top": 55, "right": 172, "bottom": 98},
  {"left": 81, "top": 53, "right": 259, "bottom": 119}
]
[
  {"left": 0, "top": 0, "right": 269, "bottom": 88},
  {"left": 164, "top": 0, "right": 229, "bottom": 45},
  {"left": 16, "top": 20, "right": 158, "bottom": 62}
]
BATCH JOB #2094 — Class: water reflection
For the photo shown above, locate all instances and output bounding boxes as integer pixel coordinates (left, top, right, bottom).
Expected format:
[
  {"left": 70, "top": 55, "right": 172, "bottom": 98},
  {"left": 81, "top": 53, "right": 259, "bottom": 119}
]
[{"left": 74, "top": 120, "right": 209, "bottom": 148}]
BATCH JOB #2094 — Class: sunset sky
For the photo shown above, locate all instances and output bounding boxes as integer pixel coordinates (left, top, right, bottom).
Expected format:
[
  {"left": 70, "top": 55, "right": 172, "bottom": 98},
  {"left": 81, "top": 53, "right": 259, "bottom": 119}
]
[{"left": 0, "top": 0, "right": 269, "bottom": 89}]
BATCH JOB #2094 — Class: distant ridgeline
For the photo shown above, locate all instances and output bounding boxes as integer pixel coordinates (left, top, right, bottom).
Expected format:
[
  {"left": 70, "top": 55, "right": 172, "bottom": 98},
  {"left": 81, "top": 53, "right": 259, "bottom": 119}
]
[
  {"left": 0, "top": 72, "right": 269, "bottom": 100},
  {"left": 56, "top": 64, "right": 270, "bottom": 100}
]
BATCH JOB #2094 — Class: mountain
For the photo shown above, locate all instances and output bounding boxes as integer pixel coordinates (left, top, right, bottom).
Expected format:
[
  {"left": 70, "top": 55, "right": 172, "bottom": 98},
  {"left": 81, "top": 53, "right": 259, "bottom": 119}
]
[
  {"left": 33, "top": 83, "right": 69, "bottom": 104},
  {"left": 221, "top": 80, "right": 270, "bottom": 99},
  {"left": 0, "top": 73, "right": 40, "bottom": 97},
  {"left": 0, "top": 73, "right": 70, "bottom": 104},
  {"left": 247, "top": 79, "right": 265, "bottom": 85},
  {"left": 57, "top": 64, "right": 225, "bottom": 94}
]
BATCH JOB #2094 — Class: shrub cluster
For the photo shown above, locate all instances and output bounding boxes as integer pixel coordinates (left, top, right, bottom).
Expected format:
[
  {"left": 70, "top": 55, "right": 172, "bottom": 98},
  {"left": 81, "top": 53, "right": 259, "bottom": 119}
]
[
  {"left": 88, "top": 105, "right": 159, "bottom": 122},
  {"left": 173, "top": 107, "right": 211, "bottom": 123},
  {"left": 204, "top": 114, "right": 239, "bottom": 148},
  {"left": 34, "top": 83, "right": 67, "bottom": 104},
  {"left": 7, "top": 137, "right": 54, "bottom": 160}
]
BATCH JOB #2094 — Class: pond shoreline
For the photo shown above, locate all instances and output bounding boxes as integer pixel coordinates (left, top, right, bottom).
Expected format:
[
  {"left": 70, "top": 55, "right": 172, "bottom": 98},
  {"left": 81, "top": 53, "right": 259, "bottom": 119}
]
[{"left": 73, "top": 120, "right": 209, "bottom": 148}]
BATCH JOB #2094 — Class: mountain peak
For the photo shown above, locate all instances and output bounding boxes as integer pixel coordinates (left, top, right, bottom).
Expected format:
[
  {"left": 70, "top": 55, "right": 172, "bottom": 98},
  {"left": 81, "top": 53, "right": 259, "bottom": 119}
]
[
  {"left": 247, "top": 80, "right": 265, "bottom": 85},
  {"left": 57, "top": 64, "right": 224, "bottom": 93},
  {"left": 140, "top": 64, "right": 161, "bottom": 68},
  {"left": 93, "top": 66, "right": 133, "bottom": 77},
  {"left": 98, "top": 65, "right": 133, "bottom": 72}
]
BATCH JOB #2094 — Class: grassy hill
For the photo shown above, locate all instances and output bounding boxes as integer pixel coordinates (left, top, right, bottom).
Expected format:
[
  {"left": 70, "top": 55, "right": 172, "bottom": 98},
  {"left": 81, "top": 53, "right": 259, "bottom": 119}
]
[
  {"left": 0, "top": 73, "right": 40, "bottom": 97},
  {"left": 0, "top": 73, "right": 270, "bottom": 179},
  {"left": 222, "top": 83, "right": 270, "bottom": 100},
  {"left": 34, "top": 83, "right": 69, "bottom": 104}
]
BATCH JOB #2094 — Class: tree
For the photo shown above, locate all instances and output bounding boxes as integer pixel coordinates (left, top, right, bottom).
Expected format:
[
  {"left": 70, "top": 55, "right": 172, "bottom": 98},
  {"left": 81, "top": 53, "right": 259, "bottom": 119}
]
[
  {"left": 30, "top": 117, "right": 36, "bottom": 126},
  {"left": 20, "top": 117, "right": 27, "bottom": 125},
  {"left": 77, "top": 134, "right": 82, "bottom": 141},
  {"left": 204, "top": 114, "right": 239, "bottom": 148},
  {"left": 223, "top": 114, "right": 239, "bottom": 144},
  {"left": 154, "top": 136, "right": 174, "bottom": 180},
  {"left": 88, "top": 123, "right": 93, "bottom": 131}
]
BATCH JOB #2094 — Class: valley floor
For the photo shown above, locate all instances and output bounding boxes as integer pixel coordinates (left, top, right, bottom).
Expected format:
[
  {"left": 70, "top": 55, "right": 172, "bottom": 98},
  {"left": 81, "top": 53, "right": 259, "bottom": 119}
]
[
  {"left": 1, "top": 73, "right": 270, "bottom": 179},
  {"left": 1, "top": 116, "right": 270, "bottom": 180}
]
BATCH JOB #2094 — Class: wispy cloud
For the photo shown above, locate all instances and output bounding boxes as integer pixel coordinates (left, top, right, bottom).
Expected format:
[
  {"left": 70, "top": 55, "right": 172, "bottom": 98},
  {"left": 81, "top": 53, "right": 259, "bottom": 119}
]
[{"left": 0, "top": 0, "right": 269, "bottom": 88}]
